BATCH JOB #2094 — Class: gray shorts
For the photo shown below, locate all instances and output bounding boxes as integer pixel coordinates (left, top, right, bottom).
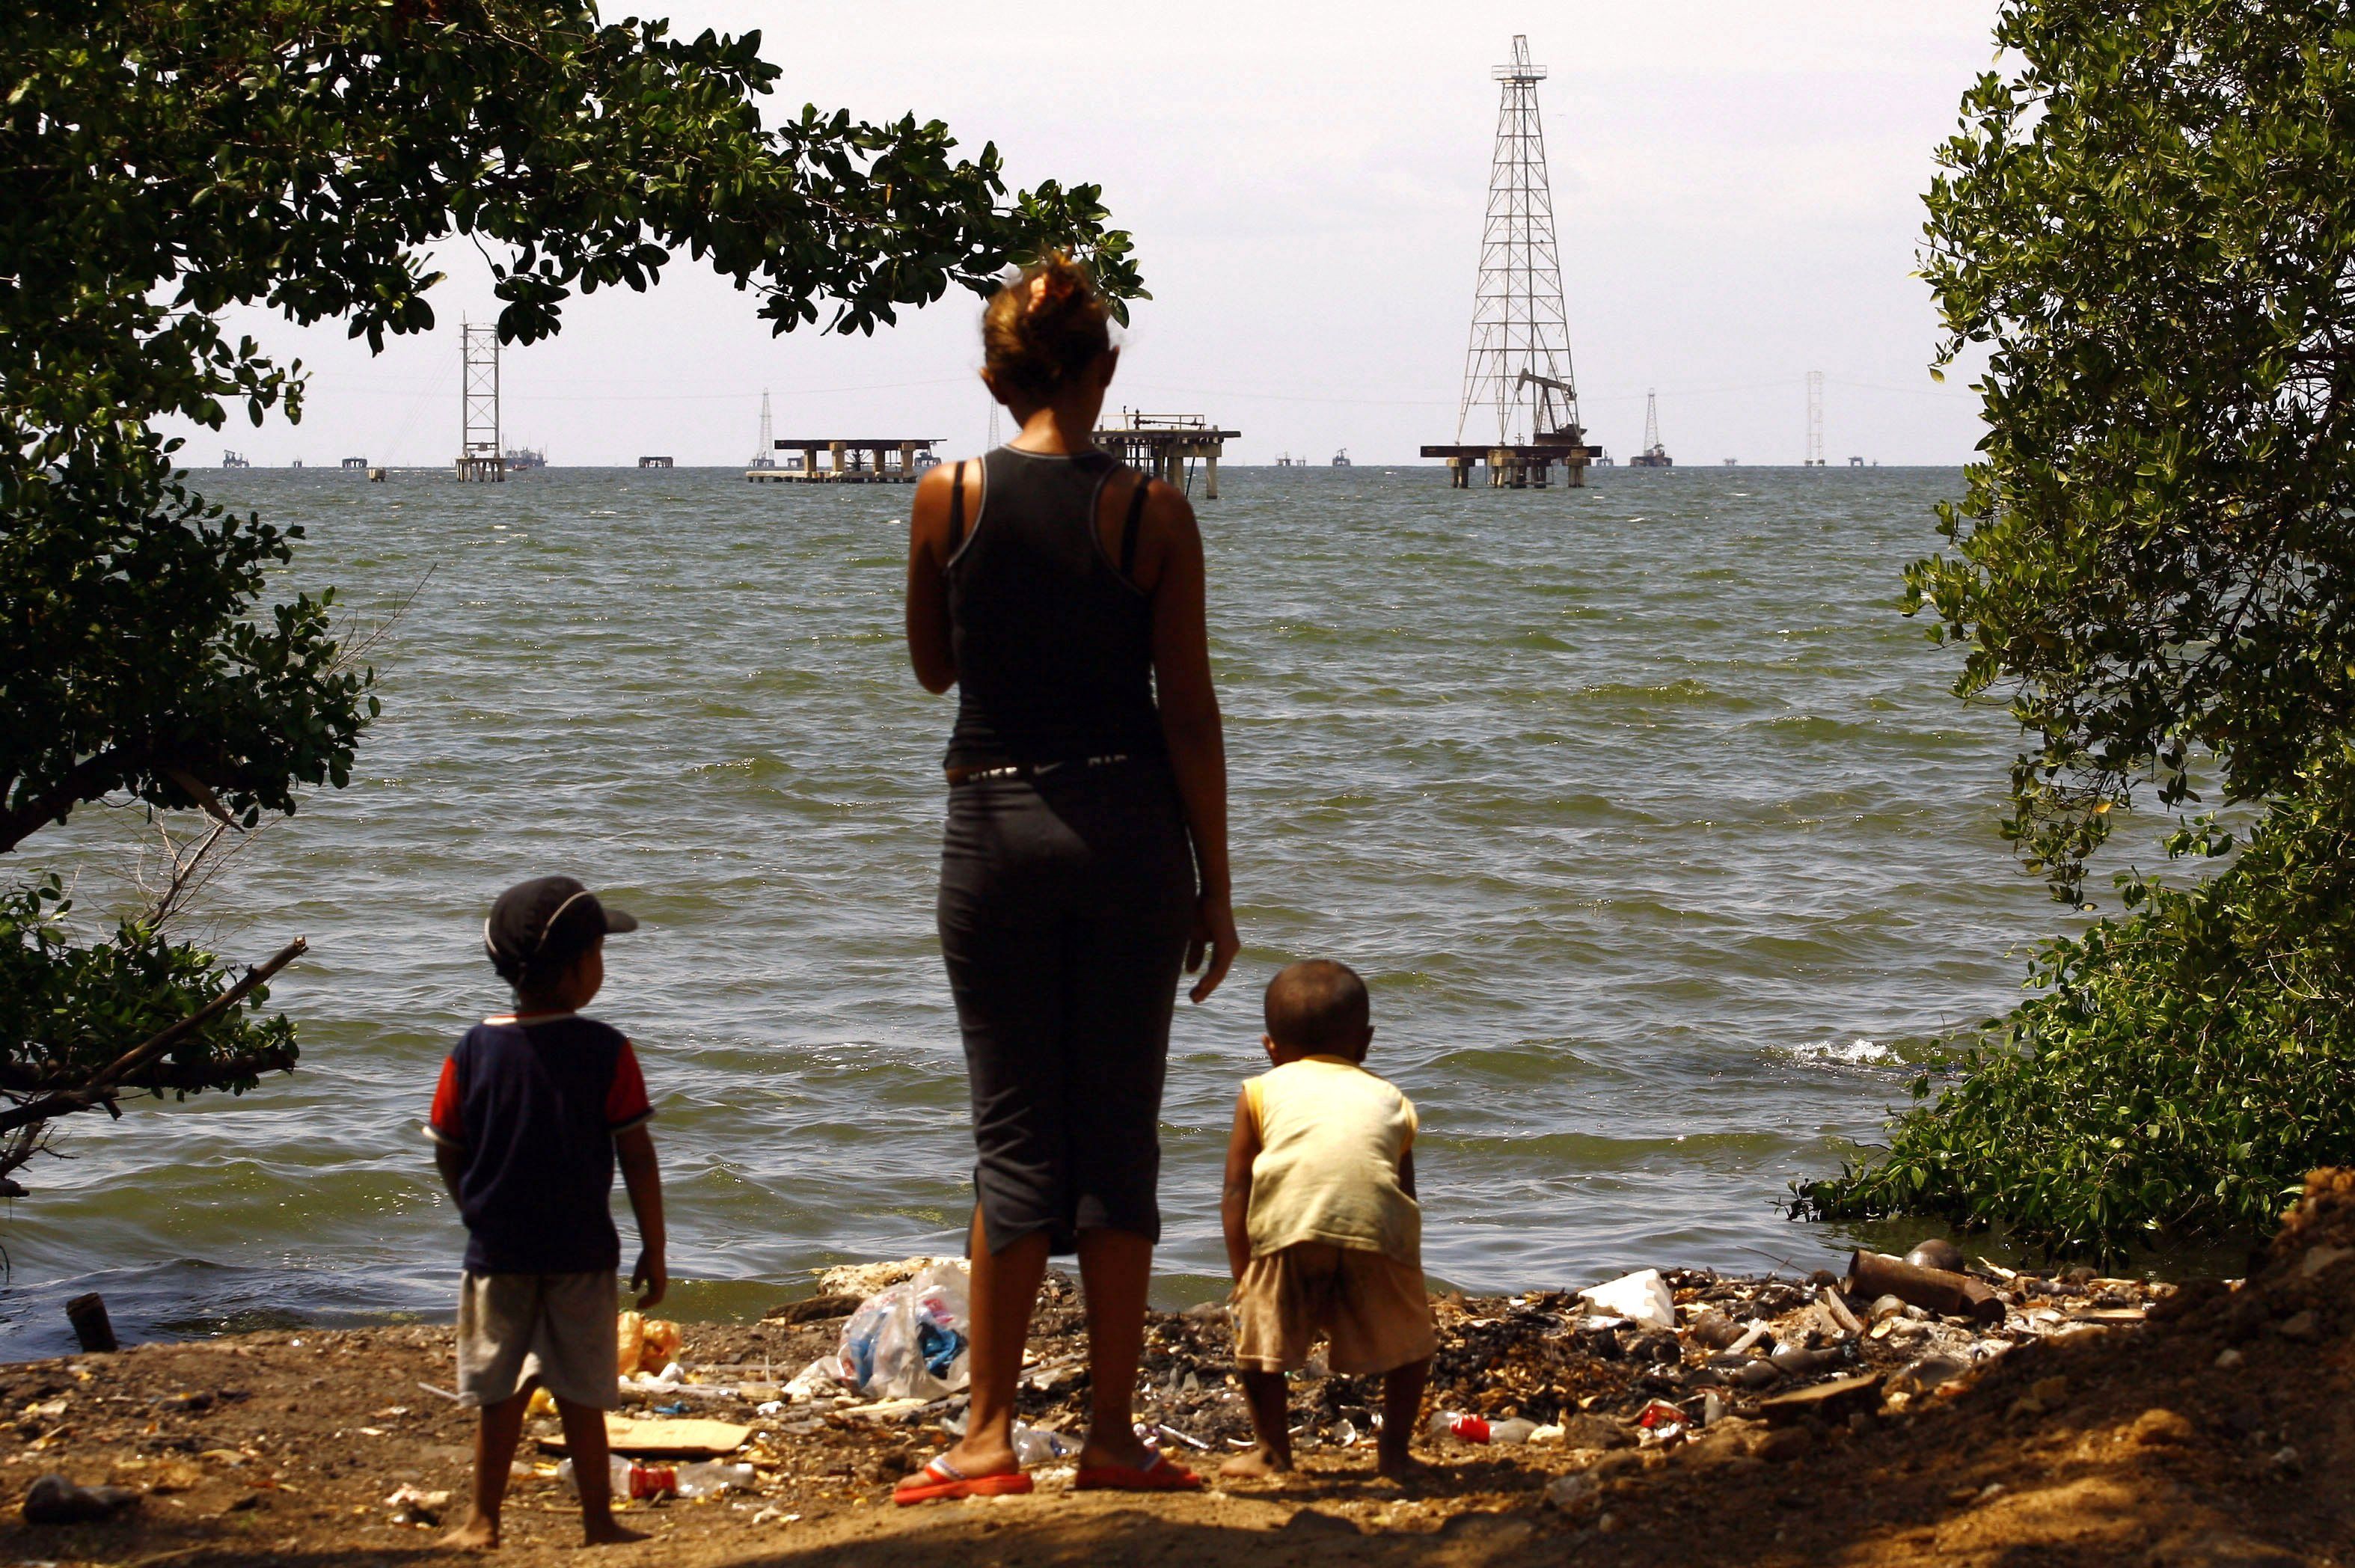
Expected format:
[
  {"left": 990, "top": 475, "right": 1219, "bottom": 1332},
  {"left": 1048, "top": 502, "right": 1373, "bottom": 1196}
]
[{"left": 455, "top": 1270, "right": 619, "bottom": 1410}]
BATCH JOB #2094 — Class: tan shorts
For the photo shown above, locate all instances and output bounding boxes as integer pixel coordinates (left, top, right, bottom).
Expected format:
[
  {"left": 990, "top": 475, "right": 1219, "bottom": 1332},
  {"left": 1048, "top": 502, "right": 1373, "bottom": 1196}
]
[
  {"left": 455, "top": 1270, "right": 619, "bottom": 1410},
  {"left": 1231, "top": 1242, "right": 1436, "bottom": 1376}
]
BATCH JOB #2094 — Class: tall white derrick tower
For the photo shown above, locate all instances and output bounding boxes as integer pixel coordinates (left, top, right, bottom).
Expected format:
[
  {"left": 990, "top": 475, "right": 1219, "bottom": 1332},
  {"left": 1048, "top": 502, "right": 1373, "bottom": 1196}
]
[
  {"left": 749, "top": 390, "right": 777, "bottom": 468},
  {"left": 1455, "top": 35, "right": 1582, "bottom": 450}
]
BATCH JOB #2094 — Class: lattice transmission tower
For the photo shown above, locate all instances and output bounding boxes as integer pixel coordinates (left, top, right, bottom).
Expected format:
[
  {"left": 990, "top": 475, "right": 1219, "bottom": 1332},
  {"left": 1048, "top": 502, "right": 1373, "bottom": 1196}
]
[
  {"left": 1805, "top": 370, "right": 1825, "bottom": 467},
  {"left": 456, "top": 322, "right": 504, "bottom": 481},
  {"left": 1454, "top": 35, "right": 1582, "bottom": 450}
]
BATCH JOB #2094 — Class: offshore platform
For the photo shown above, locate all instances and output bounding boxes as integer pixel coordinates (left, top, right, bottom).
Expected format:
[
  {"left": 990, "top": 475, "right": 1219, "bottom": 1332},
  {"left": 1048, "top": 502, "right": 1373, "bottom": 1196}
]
[
  {"left": 1423, "top": 37, "right": 1600, "bottom": 490},
  {"left": 1094, "top": 411, "right": 1239, "bottom": 499},
  {"left": 1629, "top": 390, "right": 1673, "bottom": 467}
]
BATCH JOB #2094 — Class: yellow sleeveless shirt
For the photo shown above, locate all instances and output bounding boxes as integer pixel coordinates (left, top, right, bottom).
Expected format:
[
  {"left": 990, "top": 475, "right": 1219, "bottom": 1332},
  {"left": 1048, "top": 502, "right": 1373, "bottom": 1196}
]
[{"left": 1243, "top": 1056, "right": 1421, "bottom": 1265}]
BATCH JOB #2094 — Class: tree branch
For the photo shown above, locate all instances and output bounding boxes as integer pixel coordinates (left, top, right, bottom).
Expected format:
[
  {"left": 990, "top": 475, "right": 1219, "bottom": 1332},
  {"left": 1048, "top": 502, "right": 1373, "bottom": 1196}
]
[
  {"left": 0, "top": 747, "right": 144, "bottom": 854},
  {"left": 0, "top": 936, "right": 307, "bottom": 1136}
]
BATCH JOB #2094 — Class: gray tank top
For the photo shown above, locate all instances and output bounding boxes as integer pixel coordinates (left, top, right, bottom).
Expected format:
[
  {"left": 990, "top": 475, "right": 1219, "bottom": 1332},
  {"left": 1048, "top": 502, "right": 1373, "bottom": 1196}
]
[{"left": 943, "top": 446, "right": 1163, "bottom": 771}]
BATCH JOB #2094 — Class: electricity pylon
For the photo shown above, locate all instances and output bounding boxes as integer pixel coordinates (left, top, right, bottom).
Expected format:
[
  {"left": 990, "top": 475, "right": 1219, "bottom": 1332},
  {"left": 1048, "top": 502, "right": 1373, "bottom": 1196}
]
[{"left": 456, "top": 322, "right": 503, "bottom": 481}]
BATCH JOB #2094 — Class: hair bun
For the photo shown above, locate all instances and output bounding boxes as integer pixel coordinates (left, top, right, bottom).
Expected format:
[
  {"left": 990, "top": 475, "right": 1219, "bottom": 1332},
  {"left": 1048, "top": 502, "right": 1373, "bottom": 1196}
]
[
  {"left": 984, "top": 253, "right": 1112, "bottom": 401},
  {"left": 1028, "top": 266, "right": 1079, "bottom": 316}
]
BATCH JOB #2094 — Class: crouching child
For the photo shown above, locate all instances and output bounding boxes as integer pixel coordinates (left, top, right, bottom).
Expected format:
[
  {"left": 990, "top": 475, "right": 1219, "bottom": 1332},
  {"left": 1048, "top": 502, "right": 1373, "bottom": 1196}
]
[
  {"left": 427, "top": 876, "right": 667, "bottom": 1549},
  {"left": 1221, "top": 960, "right": 1434, "bottom": 1481}
]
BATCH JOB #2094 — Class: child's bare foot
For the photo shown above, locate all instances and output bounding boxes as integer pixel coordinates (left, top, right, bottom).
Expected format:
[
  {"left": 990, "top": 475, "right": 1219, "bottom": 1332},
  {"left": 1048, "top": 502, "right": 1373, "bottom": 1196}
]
[
  {"left": 437, "top": 1513, "right": 500, "bottom": 1552},
  {"left": 581, "top": 1514, "right": 649, "bottom": 1546},
  {"left": 1219, "top": 1445, "right": 1292, "bottom": 1480},
  {"left": 1375, "top": 1451, "right": 1430, "bottom": 1486}
]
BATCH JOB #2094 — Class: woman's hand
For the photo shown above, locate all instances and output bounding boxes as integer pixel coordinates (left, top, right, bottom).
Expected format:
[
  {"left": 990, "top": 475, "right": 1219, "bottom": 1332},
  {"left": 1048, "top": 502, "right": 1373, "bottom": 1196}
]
[{"left": 1187, "top": 891, "right": 1240, "bottom": 1004}]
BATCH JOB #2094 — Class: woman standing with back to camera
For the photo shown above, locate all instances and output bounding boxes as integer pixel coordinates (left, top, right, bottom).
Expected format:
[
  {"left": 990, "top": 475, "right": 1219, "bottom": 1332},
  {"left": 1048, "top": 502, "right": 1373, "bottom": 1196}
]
[{"left": 897, "top": 255, "right": 1239, "bottom": 1502}]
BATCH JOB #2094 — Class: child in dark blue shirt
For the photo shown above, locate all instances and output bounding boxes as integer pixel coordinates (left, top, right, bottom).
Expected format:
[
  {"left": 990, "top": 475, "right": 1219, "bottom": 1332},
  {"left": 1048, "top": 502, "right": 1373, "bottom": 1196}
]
[{"left": 426, "top": 876, "right": 665, "bottom": 1549}]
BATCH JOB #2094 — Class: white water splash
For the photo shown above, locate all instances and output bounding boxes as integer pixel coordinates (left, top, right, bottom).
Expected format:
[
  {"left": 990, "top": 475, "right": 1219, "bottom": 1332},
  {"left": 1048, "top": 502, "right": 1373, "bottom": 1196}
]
[{"left": 1787, "top": 1036, "right": 1898, "bottom": 1067}]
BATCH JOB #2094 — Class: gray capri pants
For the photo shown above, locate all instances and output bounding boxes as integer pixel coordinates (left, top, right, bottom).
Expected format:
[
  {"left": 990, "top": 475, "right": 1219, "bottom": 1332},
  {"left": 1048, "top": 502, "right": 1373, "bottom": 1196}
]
[{"left": 937, "top": 760, "right": 1195, "bottom": 1254}]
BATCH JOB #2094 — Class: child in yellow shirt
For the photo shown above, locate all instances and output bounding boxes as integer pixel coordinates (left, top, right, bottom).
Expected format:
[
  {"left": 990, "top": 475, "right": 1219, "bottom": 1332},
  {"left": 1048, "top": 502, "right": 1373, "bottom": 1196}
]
[{"left": 1219, "top": 960, "right": 1434, "bottom": 1480}]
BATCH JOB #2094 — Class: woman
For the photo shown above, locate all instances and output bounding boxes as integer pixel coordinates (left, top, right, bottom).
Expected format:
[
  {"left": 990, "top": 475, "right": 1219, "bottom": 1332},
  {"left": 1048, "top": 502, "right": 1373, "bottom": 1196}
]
[{"left": 895, "top": 255, "right": 1239, "bottom": 1502}]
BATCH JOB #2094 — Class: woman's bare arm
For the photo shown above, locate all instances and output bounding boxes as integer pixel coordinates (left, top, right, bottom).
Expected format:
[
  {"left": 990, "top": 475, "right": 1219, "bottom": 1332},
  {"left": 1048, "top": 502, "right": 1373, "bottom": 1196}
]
[
  {"left": 1140, "top": 480, "right": 1240, "bottom": 1002},
  {"left": 904, "top": 461, "right": 962, "bottom": 693}
]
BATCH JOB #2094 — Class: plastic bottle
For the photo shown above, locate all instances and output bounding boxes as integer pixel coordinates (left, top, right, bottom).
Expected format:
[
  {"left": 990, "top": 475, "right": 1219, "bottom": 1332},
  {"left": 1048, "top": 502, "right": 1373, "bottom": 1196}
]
[
  {"left": 1429, "top": 1412, "right": 1489, "bottom": 1443},
  {"left": 1427, "top": 1412, "right": 1538, "bottom": 1445},
  {"left": 557, "top": 1455, "right": 679, "bottom": 1500},
  {"left": 1011, "top": 1424, "right": 1077, "bottom": 1467},
  {"left": 674, "top": 1461, "right": 755, "bottom": 1498}
]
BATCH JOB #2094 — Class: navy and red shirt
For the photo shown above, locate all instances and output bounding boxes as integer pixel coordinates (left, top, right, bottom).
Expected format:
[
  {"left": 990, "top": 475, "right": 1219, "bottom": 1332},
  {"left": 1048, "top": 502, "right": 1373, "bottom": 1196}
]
[{"left": 427, "top": 1013, "right": 652, "bottom": 1275}]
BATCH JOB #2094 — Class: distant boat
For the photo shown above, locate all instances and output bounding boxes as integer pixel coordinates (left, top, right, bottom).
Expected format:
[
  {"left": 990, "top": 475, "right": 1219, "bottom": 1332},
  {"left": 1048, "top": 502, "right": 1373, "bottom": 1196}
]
[
  {"left": 1331, "top": 448, "right": 1353, "bottom": 468},
  {"left": 505, "top": 446, "right": 547, "bottom": 471}
]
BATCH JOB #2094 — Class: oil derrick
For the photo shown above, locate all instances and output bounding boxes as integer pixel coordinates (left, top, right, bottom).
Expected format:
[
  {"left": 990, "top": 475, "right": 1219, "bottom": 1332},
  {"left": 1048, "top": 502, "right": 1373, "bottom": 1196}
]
[
  {"left": 749, "top": 390, "right": 777, "bottom": 468},
  {"left": 456, "top": 322, "right": 503, "bottom": 482},
  {"left": 1805, "top": 371, "right": 1825, "bottom": 467},
  {"left": 1422, "top": 36, "right": 1596, "bottom": 489},
  {"left": 1630, "top": 389, "right": 1672, "bottom": 467}
]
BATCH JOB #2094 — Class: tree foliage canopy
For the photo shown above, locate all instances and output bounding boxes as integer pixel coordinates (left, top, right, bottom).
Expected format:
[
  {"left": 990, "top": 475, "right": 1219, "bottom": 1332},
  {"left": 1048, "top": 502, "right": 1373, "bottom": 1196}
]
[
  {"left": 1908, "top": 0, "right": 2355, "bottom": 900},
  {"left": 0, "top": 0, "right": 1141, "bottom": 1166},
  {"left": 1813, "top": 0, "right": 2355, "bottom": 1253},
  {"left": 4, "top": 0, "right": 1139, "bottom": 854}
]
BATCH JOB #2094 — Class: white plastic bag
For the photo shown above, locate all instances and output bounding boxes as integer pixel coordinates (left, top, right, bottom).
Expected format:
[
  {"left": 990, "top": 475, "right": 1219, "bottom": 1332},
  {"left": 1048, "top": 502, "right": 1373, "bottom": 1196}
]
[
  {"left": 833, "top": 1260, "right": 971, "bottom": 1399},
  {"left": 1576, "top": 1268, "right": 1676, "bottom": 1332},
  {"left": 782, "top": 1356, "right": 842, "bottom": 1403}
]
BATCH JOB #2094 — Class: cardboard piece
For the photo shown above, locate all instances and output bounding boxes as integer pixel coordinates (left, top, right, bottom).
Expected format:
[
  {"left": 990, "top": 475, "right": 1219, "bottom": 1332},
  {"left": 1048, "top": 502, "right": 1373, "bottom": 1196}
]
[{"left": 538, "top": 1415, "right": 753, "bottom": 1459}]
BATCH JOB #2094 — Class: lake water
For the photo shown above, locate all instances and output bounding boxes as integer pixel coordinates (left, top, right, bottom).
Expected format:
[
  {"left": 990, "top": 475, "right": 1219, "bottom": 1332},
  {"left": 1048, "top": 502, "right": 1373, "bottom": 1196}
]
[{"left": 4, "top": 462, "right": 2070, "bottom": 1356}]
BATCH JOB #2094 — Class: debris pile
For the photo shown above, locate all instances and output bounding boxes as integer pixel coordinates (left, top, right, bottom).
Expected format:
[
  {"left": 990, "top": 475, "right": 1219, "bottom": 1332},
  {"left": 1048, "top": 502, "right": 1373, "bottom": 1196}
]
[{"left": 616, "top": 1243, "right": 2180, "bottom": 1478}]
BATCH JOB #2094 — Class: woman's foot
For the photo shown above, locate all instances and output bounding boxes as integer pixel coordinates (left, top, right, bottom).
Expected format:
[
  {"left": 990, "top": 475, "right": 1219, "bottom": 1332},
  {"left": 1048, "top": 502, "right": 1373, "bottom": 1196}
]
[
  {"left": 1077, "top": 1424, "right": 1157, "bottom": 1475},
  {"left": 895, "top": 1454, "right": 1037, "bottom": 1505},
  {"left": 1219, "top": 1444, "right": 1292, "bottom": 1480},
  {"left": 1074, "top": 1448, "right": 1204, "bottom": 1492},
  {"left": 940, "top": 1433, "right": 1023, "bottom": 1480},
  {"left": 436, "top": 1512, "right": 499, "bottom": 1552}
]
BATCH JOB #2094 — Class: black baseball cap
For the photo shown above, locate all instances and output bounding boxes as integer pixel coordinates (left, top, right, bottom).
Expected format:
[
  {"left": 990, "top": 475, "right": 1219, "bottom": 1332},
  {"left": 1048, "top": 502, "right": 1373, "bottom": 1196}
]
[{"left": 483, "top": 875, "right": 640, "bottom": 982}]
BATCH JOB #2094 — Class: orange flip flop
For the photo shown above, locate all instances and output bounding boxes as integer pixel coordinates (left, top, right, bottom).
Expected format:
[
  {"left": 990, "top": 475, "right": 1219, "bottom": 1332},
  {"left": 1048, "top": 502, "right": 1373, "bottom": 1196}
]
[
  {"left": 893, "top": 1454, "right": 1035, "bottom": 1506},
  {"left": 1073, "top": 1451, "right": 1204, "bottom": 1492}
]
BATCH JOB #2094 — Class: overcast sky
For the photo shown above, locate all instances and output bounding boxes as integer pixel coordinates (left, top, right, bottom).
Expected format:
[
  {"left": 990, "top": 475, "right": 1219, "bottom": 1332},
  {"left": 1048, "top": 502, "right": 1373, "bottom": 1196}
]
[{"left": 166, "top": 1, "right": 2005, "bottom": 470}]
